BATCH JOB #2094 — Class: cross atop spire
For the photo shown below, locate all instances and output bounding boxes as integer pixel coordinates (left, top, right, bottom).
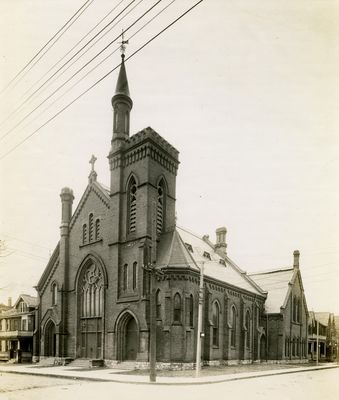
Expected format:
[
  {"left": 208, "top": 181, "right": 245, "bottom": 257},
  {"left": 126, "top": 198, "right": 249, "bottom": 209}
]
[
  {"left": 88, "top": 154, "right": 98, "bottom": 183},
  {"left": 89, "top": 154, "right": 97, "bottom": 172},
  {"left": 118, "top": 29, "right": 129, "bottom": 58}
]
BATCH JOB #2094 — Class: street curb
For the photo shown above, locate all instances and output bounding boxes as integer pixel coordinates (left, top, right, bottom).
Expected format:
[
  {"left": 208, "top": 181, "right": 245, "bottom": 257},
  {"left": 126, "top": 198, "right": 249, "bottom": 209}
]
[{"left": 0, "top": 365, "right": 338, "bottom": 386}]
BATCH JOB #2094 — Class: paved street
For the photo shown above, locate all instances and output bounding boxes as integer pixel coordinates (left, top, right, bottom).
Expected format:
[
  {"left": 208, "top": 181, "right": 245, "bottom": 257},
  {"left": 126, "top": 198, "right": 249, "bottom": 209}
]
[{"left": 1, "top": 367, "right": 338, "bottom": 400}]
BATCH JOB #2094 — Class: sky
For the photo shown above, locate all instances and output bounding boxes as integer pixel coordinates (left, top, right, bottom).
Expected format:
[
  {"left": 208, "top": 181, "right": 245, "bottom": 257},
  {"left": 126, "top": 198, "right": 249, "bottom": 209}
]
[{"left": 0, "top": 0, "right": 338, "bottom": 314}]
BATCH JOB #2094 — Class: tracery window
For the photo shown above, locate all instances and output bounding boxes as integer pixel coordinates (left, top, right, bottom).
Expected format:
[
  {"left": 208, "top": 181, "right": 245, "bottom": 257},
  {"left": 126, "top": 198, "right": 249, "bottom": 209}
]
[
  {"left": 156, "top": 179, "right": 166, "bottom": 235},
  {"left": 212, "top": 301, "right": 220, "bottom": 347},
  {"left": 81, "top": 263, "right": 104, "bottom": 317},
  {"left": 173, "top": 293, "right": 182, "bottom": 323},
  {"left": 230, "top": 306, "right": 237, "bottom": 347},
  {"left": 128, "top": 177, "right": 137, "bottom": 233}
]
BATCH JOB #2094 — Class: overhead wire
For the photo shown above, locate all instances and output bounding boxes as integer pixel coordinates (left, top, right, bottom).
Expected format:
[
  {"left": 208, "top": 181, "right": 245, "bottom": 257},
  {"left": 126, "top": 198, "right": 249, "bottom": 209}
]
[
  {"left": 0, "top": 0, "right": 204, "bottom": 161},
  {"left": 20, "top": 0, "right": 128, "bottom": 99},
  {"left": 1, "top": 0, "right": 177, "bottom": 144},
  {"left": 0, "top": 0, "right": 138, "bottom": 135},
  {"left": 0, "top": 0, "right": 95, "bottom": 97},
  {"left": 0, "top": 0, "right": 161, "bottom": 143}
]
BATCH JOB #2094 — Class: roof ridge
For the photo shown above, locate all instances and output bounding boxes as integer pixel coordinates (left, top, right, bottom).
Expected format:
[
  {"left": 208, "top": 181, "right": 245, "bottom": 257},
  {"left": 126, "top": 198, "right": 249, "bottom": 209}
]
[{"left": 249, "top": 266, "right": 293, "bottom": 276}]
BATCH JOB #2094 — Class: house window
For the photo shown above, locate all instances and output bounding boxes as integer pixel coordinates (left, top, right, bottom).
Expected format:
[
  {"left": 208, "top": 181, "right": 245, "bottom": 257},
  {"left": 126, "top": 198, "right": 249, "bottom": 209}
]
[
  {"left": 156, "top": 290, "right": 161, "bottom": 319},
  {"left": 89, "top": 213, "right": 94, "bottom": 242},
  {"left": 22, "top": 319, "right": 26, "bottom": 331},
  {"left": 132, "top": 262, "right": 137, "bottom": 290},
  {"left": 128, "top": 176, "right": 137, "bottom": 233},
  {"left": 185, "top": 243, "right": 193, "bottom": 253},
  {"left": 212, "top": 301, "right": 220, "bottom": 347},
  {"left": 245, "top": 311, "right": 251, "bottom": 348},
  {"left": 230, "top": 306, "right": 237, "bottom": 347},
  {"left": 173, "top": 293, "right": 182, "bottom": 323},
  {"left": 52, "top": 283, "right": 58, "bottom": 305},
  {"left": 157, "top": 179, "right": 166, "bottom": 235},
  {"left": 285, "top": 337, "right": 290, "bottom": 357},
  {"left": 95, "top": 219, "right": 100, "bottom": 240}
]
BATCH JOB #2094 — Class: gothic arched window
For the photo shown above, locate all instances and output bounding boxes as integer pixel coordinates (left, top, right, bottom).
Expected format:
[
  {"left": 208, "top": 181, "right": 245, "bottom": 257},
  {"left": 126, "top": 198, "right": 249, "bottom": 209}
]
[
  {"left": 83, "top": 224, "right": 87, "bottom": 244},
  {"left": 89, "top": 213, "right": 94, "bottom": 242},
  {"left": 230, "top": 306, "right": 237, "bottom": 347},
  {"left": 52, "top": 283, "right": 58, "bottom": 306},
  {"left": 81, "top": 263, "right": 104, "bottom": 318},
  {"left": 212, "top": 301, "right": 220, "bottom": 347},
  {"left": 245, "top": 310, "right": 251, "bottom": 348},
  {"left": 128, "top": 177, "right": 137, "bottom": 233},
  {"left": 187, "top": 295, "right": 194, "bottom": 327},
  {"left": 173, "top": 293, "right": 182, "bottom": 323},
  {"left": 123, "top": 264, "right": 128, "bottom": 292},
  {"left": 95, "top": 219, "right": 100, "bottom": 240},
  {"left": 132, "top": 262, "right": 137, "bottom": 290},
  {"left": 156, "top": 179, "right": 166, "bottom": 235}
]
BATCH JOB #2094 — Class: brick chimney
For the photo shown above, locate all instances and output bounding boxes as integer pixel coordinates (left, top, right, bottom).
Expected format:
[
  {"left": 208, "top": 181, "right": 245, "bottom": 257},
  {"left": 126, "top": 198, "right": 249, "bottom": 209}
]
[
  {"left": 293, "top": 250, "right": 300, "bottom": 268},
  {"left": 8, "top": 297, "right": 12, "bottom": 307},
  {"left": 215, "top": 227, "right": 227, "bottom": 254}
]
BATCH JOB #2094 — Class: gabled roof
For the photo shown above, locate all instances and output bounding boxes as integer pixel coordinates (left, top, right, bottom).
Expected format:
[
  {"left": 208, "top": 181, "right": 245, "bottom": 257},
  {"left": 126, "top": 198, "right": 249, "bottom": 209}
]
[
  {"left": 157, "top": 226, "right": 265, "bottom": 297},
  {"left": 14, "top": 294, "right": 38, "bottom": 308},
  {"left": 69, "top": 180, "right": 110, "bottom": 230},
  {"left": 249, "top": 268, "right": 296, "bottom": 313},
  {"left": 314, "top": 312, "right": 332, "bottom": 327}
]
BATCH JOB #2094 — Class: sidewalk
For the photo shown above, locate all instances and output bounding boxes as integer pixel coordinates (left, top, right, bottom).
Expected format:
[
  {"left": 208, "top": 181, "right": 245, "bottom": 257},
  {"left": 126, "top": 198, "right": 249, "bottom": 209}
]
[{"left": 0, "top": 362, "right": 337, "bottom": 385}]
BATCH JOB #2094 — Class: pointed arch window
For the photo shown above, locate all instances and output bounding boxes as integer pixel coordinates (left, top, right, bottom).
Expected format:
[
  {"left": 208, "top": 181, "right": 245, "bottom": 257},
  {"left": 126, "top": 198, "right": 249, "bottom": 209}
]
[
  {"left": 52, "top": 283, "right": 58, "bottom": 306},
  {"left": 89, "top": 213, "right": 94, "bottom": 242},
  {"left": 212, "top": 301, "right": 220, "bottom": 347},
  {"left": 128, "top": 177, "right": 137, "bottom": 233},
  {"left": 245, "top": 310, "right": 251, "bottom": 348},
  {"left": 230, "top": 306, "right": 237, "bottom": 347},
  {"left": 157, "top": 179, "right": 166, "bottom": 235},
  {"left": 95, "top": 219, "right": 100, "bottom": 240},
  {"left": 81, "top": 262, "right": 104, "bottom": 318},
  {"left": 132, "top": 262, "right": 137, "bottom": 290},
  {"left": 83, "top": 224, "right": 87, "bottom": 244},
  {"left": 173, "top": 293, "right": 182, "bottom": 323},
  {"left": 122, "top": 264, "right": 128, "bottom": 292},
  {"left": 186, "top": 295, "right": 194, "bottom": 327}
]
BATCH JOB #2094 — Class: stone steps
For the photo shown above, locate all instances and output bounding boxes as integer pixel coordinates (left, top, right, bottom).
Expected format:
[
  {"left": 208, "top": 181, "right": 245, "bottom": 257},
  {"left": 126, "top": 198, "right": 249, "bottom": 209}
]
[{"left": 67, "top": 359, "right": 92, "bottom": 368}]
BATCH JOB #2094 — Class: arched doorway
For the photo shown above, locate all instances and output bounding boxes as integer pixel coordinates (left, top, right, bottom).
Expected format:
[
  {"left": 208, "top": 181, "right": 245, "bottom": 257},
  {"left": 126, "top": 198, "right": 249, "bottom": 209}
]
[
  {"left": 260, "top": 334, "right": 266, "bottom": 361},
  {"left": 45, "top": 320, "right": 56, "bottom": 357},
  {"left": 116, "top": 312, "right": 139, "bottom": 361}
]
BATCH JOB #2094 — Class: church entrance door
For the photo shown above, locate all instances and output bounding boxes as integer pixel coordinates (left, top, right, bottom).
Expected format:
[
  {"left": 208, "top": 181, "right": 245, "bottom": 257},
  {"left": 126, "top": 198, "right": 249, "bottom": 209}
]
[
  {"left": 80, "top": 318, "right": 102, "bottom": 359},
  {"left": 125, "top": 318, "right": 138, "bottom": 360},
  {"left": 45, "top": 320, "right": 56, "bottom": 357}
]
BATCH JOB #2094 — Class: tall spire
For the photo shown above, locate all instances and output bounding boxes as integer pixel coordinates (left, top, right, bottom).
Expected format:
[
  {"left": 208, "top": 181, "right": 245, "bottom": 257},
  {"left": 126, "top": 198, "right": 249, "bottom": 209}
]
[{"left": 111, "top": 30, "right": 133, "bottom": 147}]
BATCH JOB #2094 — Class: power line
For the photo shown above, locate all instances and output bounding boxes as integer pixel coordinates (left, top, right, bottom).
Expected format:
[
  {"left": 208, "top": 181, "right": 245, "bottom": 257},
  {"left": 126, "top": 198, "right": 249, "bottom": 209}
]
[
  {"left": 0, "top": 0, "right": 161, "bottom": 143},
  {"left": 0, "top": 0, "right": 138, "bottom": 137},
  {"left": 0, "top": 0, "right": 95, "bottom": 97},
  {"left": 0, "top": 0, "right": 204, "bottom": 161},
  {"left": 3, "top": 0, "right": 177, "bottom": 143},
  {"left": 20, "top": 0, "right": 127, "bottom": 100}
]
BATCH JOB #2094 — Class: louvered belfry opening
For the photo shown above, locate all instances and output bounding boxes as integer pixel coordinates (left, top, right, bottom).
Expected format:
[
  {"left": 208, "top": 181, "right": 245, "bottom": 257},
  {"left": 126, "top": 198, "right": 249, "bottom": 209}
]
[
  {"left": 128, "top": 177, "right": 137, "bottom": 233},
  {"left": 156, "top": 179, "right": 165, "bottom": 235}
]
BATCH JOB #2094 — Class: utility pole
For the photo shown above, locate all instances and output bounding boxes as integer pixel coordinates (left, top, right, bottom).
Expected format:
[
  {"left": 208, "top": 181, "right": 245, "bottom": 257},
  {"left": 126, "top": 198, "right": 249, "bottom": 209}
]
[
  {"left": 195, "top": 261, "right": 204, "bottom": 377},
  {"left": 316, "top": 319, "right": 319, "bottom": 365}
]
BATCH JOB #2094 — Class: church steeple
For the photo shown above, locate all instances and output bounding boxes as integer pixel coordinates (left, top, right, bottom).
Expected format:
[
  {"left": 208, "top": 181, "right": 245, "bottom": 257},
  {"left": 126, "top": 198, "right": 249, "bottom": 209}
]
[{"left": 111, "top": 53, "right": 133, "bottom": 148}]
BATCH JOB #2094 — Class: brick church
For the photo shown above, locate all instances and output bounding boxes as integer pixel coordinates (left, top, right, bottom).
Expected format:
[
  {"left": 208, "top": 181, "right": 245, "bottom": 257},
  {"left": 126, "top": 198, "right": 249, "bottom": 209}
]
[{"left": 34, "top": 53, "right": 309, "bottom": 367}]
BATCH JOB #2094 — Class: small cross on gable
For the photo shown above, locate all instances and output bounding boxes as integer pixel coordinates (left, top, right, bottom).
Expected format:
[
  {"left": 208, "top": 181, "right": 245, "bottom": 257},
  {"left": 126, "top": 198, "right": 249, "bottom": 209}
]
[{"left": 89, "top": 154, "right": 97, "bottom": 172}]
